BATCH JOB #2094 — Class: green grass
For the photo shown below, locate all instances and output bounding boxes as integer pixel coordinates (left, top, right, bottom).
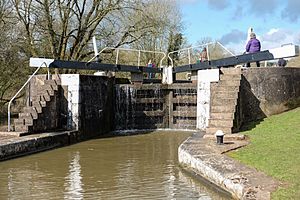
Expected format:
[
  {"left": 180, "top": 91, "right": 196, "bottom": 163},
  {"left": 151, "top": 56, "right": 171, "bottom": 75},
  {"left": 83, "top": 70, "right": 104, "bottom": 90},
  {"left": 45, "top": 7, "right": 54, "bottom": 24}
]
[{"left": 228, "top": 107, "right": 300, "bottom": 200}]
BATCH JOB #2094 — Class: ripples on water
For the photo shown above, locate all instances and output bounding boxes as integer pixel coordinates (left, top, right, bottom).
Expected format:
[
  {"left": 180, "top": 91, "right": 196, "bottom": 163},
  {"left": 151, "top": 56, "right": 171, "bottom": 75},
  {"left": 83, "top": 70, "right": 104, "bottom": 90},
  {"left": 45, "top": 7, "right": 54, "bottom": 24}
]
[{"left": 0, "top": 131, "right": 230, "bottom": 200}]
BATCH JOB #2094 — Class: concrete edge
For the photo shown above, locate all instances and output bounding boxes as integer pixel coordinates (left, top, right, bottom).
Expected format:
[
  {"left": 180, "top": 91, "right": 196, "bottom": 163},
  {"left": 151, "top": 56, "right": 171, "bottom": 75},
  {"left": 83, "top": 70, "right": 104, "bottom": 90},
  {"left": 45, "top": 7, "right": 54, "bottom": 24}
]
[
  {"left": 0, "top": 130, "right": 80, "bottom": 161},
  {"left": 178, "top": 134, "right": 279, "bottom": 200},
  {"left": 0, "top": 131, "right": 28, "bottom": 137},
  {"left": 179, "top": 146, "right": 242, "bottom": 199},
  {"left": 179, "top": 161, "right": 234, "bottom": 199}
]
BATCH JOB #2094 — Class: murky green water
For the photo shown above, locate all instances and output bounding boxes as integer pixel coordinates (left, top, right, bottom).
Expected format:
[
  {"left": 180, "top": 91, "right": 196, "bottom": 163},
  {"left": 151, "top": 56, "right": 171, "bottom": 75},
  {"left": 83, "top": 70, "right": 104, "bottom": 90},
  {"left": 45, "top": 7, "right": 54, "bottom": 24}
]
[{"left": 0, "top": 131, "right": 230, "bottom": 200}]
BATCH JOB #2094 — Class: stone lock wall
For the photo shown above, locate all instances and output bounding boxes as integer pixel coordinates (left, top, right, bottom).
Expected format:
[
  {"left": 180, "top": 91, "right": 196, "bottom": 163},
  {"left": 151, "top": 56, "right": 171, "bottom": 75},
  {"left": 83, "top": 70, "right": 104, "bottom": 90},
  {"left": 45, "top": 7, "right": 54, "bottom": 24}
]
[
  {"left": 27, "top": 67, "right": 300, "bottom": 135},
  {"left": 240, "top": 67, "right": 300, "bottom": 123},
  {"left": 28, "top": 74, "right": 115, "bottom": 137}
]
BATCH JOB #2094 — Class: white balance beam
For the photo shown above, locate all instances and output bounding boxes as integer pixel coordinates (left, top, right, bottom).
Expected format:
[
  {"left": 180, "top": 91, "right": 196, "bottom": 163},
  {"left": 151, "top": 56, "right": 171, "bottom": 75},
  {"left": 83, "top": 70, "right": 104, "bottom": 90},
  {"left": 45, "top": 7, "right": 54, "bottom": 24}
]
[
  {"left": 29, "top": 58, "right": 54, "bottom": 67},
  {"left": 268, "top": 44, "right": 299, "bottom": 59}
]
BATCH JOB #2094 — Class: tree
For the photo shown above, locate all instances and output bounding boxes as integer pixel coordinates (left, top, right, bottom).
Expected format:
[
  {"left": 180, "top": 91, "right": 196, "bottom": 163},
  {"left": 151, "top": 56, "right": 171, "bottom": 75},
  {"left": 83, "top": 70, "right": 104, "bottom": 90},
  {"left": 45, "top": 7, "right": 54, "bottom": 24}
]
[
  {"left": 0, "top": 0, "right": 31, "bottom": 112},
  {"left": 167, "top": 32, "right": 183, "bottom": 66},
  {"left": 0, "top": 0, "right": 185, "bottom": 111},
  {"left": 111, "top": 0, "right": 182, "bottom": 67},
  {"left": 11, "top": 0, "right": 174, "bottom": 62},
  {"left": 195, "top": 37, "right": 235, "bottom": 61}
]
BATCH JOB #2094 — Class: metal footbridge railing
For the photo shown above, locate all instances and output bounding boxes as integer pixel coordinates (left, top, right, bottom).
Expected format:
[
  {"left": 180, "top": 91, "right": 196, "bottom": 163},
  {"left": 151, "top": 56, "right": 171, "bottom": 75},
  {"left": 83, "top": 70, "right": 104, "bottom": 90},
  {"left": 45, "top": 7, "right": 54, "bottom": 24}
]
[{"left": 167, "top": 42, "right": 235, "bottom": 68}]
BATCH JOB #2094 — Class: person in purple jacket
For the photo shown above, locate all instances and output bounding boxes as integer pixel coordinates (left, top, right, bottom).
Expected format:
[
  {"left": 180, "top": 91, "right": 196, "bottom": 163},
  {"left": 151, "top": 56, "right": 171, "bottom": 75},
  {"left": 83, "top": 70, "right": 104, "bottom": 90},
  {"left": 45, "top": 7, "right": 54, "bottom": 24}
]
[{"left": 245, "top": 32, "right": 261, "bottom": 67}]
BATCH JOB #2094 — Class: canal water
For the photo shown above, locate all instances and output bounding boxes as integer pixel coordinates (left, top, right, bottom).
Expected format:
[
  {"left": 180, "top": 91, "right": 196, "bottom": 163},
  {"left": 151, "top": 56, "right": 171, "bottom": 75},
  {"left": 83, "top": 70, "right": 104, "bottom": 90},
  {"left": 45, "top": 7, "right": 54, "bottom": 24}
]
[{"left": 0, "top": 131, "right": 230, "bottom": 200}]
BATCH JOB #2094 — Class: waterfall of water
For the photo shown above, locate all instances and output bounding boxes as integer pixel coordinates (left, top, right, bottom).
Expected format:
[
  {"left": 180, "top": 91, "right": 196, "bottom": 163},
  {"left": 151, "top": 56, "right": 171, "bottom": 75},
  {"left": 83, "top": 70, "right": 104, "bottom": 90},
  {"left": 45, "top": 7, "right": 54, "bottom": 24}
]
[
  {"left": 114, "top": 85, "right": 137, "bottom": 130},
  {"left": 115, "top": 84, "right": 198, "bottom": 131},
  {"left": 114, "top": 84, "right": 164, "bottom": 131}
]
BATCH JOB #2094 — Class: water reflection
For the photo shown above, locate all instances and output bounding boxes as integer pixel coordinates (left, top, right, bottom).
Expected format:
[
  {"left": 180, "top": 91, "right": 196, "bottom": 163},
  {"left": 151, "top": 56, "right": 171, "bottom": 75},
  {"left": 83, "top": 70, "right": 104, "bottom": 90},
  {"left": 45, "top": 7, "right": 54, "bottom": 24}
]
[
  {"left": 3, "top": 162, "right": 63, "bottom": 199},
  {"left": 64, "top": 151, "right": 84, "bottom": 200},
  {"left": 0, "top": 131, "right": 230, "bottom": 200}
]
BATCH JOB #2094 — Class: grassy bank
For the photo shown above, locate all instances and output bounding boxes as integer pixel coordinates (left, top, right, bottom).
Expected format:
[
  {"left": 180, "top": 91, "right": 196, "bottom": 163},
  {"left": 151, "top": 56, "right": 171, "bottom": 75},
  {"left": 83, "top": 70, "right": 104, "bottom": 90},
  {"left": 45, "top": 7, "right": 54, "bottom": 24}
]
[{"left": 228, "top": 107, "right": 300, "bottom": 200}]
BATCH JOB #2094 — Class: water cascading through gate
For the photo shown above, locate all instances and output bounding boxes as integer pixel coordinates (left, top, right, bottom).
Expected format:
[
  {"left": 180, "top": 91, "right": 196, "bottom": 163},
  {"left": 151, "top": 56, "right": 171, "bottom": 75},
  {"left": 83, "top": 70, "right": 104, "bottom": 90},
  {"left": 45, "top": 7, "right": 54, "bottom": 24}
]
[
  {"left": 114, "top": 84, "right": 198, "bottom": 131},
  {"left": 114, "top": 84, "right": 165, "bottom": 130}
]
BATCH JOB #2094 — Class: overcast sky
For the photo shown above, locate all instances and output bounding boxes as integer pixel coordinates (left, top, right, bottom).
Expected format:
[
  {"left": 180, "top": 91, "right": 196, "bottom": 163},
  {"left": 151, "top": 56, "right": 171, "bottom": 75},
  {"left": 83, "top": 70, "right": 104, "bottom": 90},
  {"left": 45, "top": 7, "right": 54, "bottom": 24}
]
[{"left": 179, "top": 0, "right": 300, "bottom": 54}]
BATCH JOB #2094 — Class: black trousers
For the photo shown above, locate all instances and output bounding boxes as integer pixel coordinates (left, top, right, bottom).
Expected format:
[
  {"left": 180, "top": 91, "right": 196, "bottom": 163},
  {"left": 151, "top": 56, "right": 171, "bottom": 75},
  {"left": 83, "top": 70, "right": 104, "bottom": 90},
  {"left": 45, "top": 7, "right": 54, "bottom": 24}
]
[{"left": 247, "top": 61, "right": 260, "bottom": 68}]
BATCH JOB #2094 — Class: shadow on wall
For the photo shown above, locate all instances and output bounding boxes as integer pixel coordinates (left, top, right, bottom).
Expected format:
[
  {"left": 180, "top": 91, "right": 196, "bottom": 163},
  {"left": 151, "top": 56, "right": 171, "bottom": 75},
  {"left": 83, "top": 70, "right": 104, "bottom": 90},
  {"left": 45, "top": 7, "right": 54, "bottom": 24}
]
[
  {"left": 60, "top": 85, "right": 69, "bottom": 130},
  {"left": 26, "top": 77, "right": 68, "bottom": 133},
  {"left": 240, "top": 75, "right": 267, "bottom": 131},
  {"left": 239, "top": 67, "right": 300, "bottom": 131},
  {"left": 285, "top": 97, "right": 300, "bottom": 109}
]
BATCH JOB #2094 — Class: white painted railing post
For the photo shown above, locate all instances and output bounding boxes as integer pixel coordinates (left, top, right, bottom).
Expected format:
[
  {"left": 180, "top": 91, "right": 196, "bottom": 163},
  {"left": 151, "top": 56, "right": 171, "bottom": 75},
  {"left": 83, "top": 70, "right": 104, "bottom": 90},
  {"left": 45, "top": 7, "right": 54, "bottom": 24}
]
[
  {"left": 138, "top": 50, "right": 141, "bottom": 66},
  {"left": 116, "top": 49, "right": 119, "bottom": 65},
  {"left": 188, "top": 49, "right": 191, "bottom": 65}
]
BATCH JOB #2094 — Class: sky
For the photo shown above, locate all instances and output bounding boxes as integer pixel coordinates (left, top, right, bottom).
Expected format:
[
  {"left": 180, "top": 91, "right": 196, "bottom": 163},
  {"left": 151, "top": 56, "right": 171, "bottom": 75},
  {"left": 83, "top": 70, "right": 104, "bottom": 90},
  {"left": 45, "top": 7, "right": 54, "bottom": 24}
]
[{"left": 178, "top": 0, "right": 300, "bottom": 54}]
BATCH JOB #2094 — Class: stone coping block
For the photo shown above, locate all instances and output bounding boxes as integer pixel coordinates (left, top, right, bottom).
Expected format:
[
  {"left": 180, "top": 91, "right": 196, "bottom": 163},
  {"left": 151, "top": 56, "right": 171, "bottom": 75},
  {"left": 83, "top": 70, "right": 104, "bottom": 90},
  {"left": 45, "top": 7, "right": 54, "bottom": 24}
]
[
  {"left": 0, "top": 130, "right": 79, "bottom": 161},
  {"left": 178, "top": 133, "right": 279, "bottom": 200},
  {"left": 0, "top": 131, "right": 28, "bottom": 137}
]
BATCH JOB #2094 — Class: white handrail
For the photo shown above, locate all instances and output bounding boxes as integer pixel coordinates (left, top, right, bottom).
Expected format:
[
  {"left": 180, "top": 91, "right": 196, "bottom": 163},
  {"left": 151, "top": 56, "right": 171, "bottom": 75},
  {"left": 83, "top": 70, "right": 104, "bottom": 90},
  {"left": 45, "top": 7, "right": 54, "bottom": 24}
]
[
  {"left": 167, "top": 42, "right": 235, "bottom": 67},
  {"left": 116, "top": 49, "right": 119, "bottom": 65},
  {"left": 7, "top": 62, "right": 48, "bottom": 132},
  {"left": 167, "top": 42, "right": 214, "bottom": 67},
  {"left": 188, "top": 48, "right": 191, "bottom": 65},
  {"left": 206, "top": 44, "right": 210, "bottom": 61},
  {"left": 216, "top": 41, "right": 235, "bottom": 56},
  {"left": 138, "top": 50, "right": 141, "bottom": 66},
  {"left": 87, "top": 46, "right": 167, "bottom": 68}
]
